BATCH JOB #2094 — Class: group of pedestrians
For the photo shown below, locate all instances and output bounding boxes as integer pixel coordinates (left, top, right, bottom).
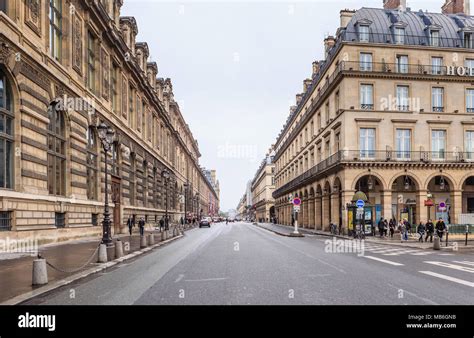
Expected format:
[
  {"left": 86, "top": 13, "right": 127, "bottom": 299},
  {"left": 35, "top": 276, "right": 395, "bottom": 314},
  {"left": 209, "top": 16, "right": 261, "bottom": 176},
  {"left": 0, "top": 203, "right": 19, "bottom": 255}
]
[
  {"left": 126, "top": 215, "right": 173, "bottom": 236},
  {"left": 375, "top": 216, "right": 447, "bottom": 243}
]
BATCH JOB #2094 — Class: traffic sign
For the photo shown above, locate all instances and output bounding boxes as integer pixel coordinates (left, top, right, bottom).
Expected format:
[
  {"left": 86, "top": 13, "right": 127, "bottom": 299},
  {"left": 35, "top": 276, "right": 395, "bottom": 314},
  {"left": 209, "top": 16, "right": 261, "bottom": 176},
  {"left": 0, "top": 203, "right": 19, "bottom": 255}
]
[
  {"left": 439, "top": 202, "right": 446, "bottom": 208},
  {"left": 293, "top": 205, "right": 300, "bottom": 212},
  {"left": 293, "top": 197, "right": 301, "bottom": 206},
  {"left": 356, "top": 199, "right": 365, "bottom": 208}
]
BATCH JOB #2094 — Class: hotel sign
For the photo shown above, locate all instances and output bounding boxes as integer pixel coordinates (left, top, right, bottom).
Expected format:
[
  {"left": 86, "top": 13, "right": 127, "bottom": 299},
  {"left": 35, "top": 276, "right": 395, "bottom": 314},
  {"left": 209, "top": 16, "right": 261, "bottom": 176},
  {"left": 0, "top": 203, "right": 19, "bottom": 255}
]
[{"left": 447, "top": 66, "right": 474, "bottom": 77}]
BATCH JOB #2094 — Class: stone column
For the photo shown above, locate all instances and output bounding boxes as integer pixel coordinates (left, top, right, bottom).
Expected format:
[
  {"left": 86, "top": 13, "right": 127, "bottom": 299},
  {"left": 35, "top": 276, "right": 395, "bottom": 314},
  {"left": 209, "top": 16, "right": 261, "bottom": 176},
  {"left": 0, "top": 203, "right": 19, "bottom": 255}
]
[
  {"left": 341, "top": 190, "right": 355, "bottom": 235},
  {"left": 315, "top": 196, "right": 322, "bottom": 230},
  {"left": 381, "top": 190, "right": 393, "bottom": 221},
  {"left": 451, "top": 190, "right": 462, "bottom": 224},
  {"left": 309, "top": 198, "right": 315, "bottom": 229},
  {"left": 330, "top": 192, "right": 340, "bottom": 226},
  {"left": 416, "top": 189, "right": 428, "bottom": 225},
  {"left": 322, "top": 194, "right": 330, "bottom": 231}
]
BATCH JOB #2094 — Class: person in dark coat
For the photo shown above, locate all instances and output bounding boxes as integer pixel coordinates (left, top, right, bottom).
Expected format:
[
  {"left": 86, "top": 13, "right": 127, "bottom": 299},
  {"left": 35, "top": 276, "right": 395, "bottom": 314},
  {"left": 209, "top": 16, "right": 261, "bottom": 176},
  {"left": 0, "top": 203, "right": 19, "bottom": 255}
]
[
  {"left": 378, "top": 217, "right": 385, "bottom": 238},
  {"left": 159, "top": 216, "right": 165, "bottom": 232},
  {"left": 425, "top": 219, "right": 434, "bottom": 243},
  {"left": 138, "top": 217, "right": 145, "bottom": 236},
  {"left": 417, "top": 222, "right": 425, "bottom": 242},
  {"left": 435, "top": 218, "right": 446, "bottom": 239},
  {"left": 127, "top": 215, "right": 134, "bottom": 236},
  {"left": 389, "top": 218, "right": 395, "bottom": 238}
]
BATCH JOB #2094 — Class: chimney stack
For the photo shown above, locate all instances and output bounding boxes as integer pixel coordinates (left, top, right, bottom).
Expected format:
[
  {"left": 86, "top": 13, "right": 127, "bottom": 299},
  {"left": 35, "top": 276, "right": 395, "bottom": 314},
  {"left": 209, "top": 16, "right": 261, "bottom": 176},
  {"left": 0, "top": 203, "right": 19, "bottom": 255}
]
[
  {"left": 312, "top": 61, "right": 321, "bottom": 78},
  {"left": 340, "top": 9, "right": 356, "bottom": 28},
  {"left": 296, "top": 94, "right": 304, "bottom": 105},
  {"left": 383, "top": 0, "right": 406, "bottom": 10},
  {"left": 442, "top": 0, "right": 470, "bottom": 14},
  {"left": 323, "top": 36, "right": 336, "bottom": 59},
  {"left": 303, "top": 79, "right": 312, "bottom": 93}
]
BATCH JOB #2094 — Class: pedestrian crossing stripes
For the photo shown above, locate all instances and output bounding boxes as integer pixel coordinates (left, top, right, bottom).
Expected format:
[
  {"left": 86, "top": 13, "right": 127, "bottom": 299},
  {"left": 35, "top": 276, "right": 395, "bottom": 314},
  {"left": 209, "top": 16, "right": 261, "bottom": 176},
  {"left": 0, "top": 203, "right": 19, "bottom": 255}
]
[{"left": 345, "top": 243, "right": 434, "bottom": 257}]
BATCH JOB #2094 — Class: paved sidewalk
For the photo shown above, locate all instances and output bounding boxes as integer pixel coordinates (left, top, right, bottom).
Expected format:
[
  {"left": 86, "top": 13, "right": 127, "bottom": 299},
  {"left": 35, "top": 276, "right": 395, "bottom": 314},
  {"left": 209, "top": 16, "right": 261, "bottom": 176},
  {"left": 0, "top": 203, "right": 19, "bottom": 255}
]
[
  {"left": 255, "top": 222, "right": 474, "bottom": 251},
  {"left": 0, "top": 224, "right": 196, "bottom": 304}
]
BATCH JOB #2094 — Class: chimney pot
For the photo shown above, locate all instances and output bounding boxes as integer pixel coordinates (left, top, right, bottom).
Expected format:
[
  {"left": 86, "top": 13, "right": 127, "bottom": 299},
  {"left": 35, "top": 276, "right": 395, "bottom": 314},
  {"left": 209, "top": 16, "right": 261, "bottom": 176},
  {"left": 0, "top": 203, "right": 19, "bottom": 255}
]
[
  {"left": 383, "top": 0, "right": 406, "bottom": 10},
  {"left": 442, "top": 0, "right": 470, "bottom": 14}
]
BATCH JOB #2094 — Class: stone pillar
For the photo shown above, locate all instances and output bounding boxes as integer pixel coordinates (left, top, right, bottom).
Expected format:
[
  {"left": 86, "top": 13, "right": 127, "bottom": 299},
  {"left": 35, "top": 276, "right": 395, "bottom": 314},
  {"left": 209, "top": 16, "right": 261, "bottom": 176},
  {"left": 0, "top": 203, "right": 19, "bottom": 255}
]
[
  {"left": 330, "top": 193, "right": 340, "bottom": 226},
  {"left": 416, "top": 189, "right": 428, "bottom": 224},
  {"left": 322, "top": 194, "right": 330, "bottom": 231},
  {"left": 341, "top": 190, "right": 355, "bottom": 235},
  {"left": 315, "top": 196, "right": 322, "bottom": 230},
  {"left": 451, "top": 190, "right": 462, "bottom": 224},
  {"left": 309, "top": 198, "right": 315, "bottom": 229},
  {"left": 382, "top": 190, "right": 393, "bottom": 221}
]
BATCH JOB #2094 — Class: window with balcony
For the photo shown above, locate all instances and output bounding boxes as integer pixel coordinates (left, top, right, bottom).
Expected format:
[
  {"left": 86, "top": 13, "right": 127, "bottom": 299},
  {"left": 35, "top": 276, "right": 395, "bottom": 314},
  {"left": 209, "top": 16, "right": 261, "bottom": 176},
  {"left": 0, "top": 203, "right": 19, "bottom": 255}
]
[
  {"left": 396, "top": 85, "right": 409, "bottom": 111},
  {"left": 466, "top": 131, "right": 474, "bottom": 160},
  {"left": 359, "top": 53, "right": 372, "bottom": 71},
  {"left": 396, "top": 55, "right": 408, "bottom": 73},
  {"left": 432, "top": 87, "right": 444, "bottom": 112},
  {"left": 360, "top": 128, "right": 375, "bottom": 158},
  {"left": 430, "top": 30, "right": 440, "bottom": 47},
  {"left": 394, "top": 27, "right": 405, "bottom": 44},
  {"left": 431, "top": 57, "right": 443, "bottom": 75},
  {"left": 432, "top": 130, "right": 446, "bottom": 160},
  {"left": 396, "top": 129, "right": 411, "bottom": 160},
  {"left": 360, "top": 84, "right": 374, "bottom": 110},
  {"left": 467, "top": 89, "right": 474, "bottom": 113},
  {"left": 49, "top": 0, "right": 62, "bottom": 61},
  {"left": 358, "top": 25, "right": 370, "bottom": 42}
]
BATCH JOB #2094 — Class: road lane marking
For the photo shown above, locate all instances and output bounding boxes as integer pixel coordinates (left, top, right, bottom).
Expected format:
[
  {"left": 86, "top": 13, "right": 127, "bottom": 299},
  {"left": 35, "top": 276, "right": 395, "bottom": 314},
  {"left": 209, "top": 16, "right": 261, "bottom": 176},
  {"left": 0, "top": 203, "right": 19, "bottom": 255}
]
[
  {"left": 384, "top": 250, "right": 420, "bottom": 255},
  {"left": 419, "top": 271, "right": 474, "bottom": 288},
  {"left": 184, "top": 277, "right": 228, "bottom": 282},
  {"left": 423, "top": 261, "right": 474, "bottom": 273},
  {"left": 363, "top": 256, "right": 404, "bottom": 266},
  {"left": 453, "top": 261, "right": 474, "bottom": 266},
  {"left": 174, "top": 274, "right": 184, "bottom": 283},
  {"left": 438, "top": 253, "right": 454, "bottom": 256},
  {"left": 409, "top": 252, "right": 431, "bottom": 255}
]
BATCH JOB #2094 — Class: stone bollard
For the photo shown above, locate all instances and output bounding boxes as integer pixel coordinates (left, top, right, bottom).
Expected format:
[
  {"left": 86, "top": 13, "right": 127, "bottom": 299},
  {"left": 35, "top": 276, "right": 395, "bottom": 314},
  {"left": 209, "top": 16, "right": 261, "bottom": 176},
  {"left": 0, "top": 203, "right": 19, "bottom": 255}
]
[
  {"left": 148, "top": 233, "right": 155, "bottom": 245},
  {"left": 32, "top": 258, "right": 48, "bottom": 285},
  {"left": 140, "top": 235, "right": 147, "bottom": 248},
  {"left": 161, "top": 231, "right": 167, "bottom": 241},
  {"left": 433, "top": 236, "right": 441, "bottom": 250},
  {"left": 98, "top": 243, "right": 108, "bottom": 263},
  {"left": 115, "top": 240, "right": 124, "bottom": 258}
]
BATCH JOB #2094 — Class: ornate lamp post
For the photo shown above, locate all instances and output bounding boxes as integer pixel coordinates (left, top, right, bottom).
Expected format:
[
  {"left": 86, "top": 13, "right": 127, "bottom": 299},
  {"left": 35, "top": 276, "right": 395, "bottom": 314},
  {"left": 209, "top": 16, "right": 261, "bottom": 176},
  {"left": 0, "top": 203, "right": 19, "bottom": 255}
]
[
  {"left": 183, "top": 181, "right": 189, "bottom": 224},
  {"left": 97, "top": 122, "right": 115, "bottom": 246},
  {"left": 161, "top": 168, "right": 170, "bottom": 230},
  {"left": 195, "top": 192, "right": 200, "bottom": 221}
]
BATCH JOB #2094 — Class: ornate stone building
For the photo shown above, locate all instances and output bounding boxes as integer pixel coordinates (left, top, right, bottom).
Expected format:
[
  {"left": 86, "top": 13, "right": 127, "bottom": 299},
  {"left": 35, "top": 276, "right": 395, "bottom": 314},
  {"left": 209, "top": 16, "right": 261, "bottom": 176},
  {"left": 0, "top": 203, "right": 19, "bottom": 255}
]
[
  {"left": 250, "top": 147, "right": 275, "bottom": 223},
  {"left": 0, "top": 0, "right": 219, "bottom": 244},
  {"left": 273, "top": 0, "right": 474, "bottom": 234}
]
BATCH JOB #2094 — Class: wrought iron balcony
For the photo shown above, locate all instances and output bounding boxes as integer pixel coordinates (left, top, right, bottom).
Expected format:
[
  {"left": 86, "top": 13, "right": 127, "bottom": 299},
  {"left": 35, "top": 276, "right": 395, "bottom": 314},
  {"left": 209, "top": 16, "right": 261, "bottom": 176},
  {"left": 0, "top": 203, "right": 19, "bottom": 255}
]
[{"left": 273, "top": 149, "right": 474, "bottom": 197}]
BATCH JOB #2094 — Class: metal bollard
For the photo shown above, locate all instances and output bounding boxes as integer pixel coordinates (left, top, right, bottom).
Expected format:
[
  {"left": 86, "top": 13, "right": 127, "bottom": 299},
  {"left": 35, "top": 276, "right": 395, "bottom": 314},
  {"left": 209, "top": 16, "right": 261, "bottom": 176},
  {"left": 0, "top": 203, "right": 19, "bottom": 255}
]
[
  {"left": 98, "top": 243, "right": 108, "bottom": 263},
  {"left": 32, "top": 258, "right": 48, "bottom": 285},
  {"left": 115, "top": 240, "right": 124, "bottom": 258},
  {"left": 433, "top": 236, "right": 441, "bottom": 250},
  {"left": 140, "top": 235, "right": 147, "bottom": 248},
  {"left": 148, "top": 233, "right": 155, "bottom": 245}
]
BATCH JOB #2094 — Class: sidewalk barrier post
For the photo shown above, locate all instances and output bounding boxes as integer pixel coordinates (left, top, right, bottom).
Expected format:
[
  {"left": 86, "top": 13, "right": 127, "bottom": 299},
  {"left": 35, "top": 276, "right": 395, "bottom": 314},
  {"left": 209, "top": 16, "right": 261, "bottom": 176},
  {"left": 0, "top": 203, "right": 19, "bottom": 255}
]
[
  {"left": 140, "top": 235, "right": 147, "bottom": 248},
  {"left": 115, "top": 239, "right": 124, "bottom": 258},
  {"left": 98, "top": 243, "right": 108, "bottom": 263},
  {"left": 162, "top": 230, "right": 167, "bottom": 241},
  {"left": 148, "top": 233, "right": 155, "bottom": 245},
  {"left": 433, "top": 235, "right": 441, "bottom": 250},
  {"left": 446, "top": 230, "right": 449, "bottom": 247},
  {"left": 466, "top": 225, "right": 469, "bottom": 246},
  {"left": 32, "top": 258, "right": 48, "bottom": 285}
]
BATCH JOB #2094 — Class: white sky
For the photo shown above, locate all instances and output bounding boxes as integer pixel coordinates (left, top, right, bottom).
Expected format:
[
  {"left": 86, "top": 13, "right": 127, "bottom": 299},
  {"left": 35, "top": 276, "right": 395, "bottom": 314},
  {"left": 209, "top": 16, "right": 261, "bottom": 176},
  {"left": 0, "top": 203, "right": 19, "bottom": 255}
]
[{"left": 121, "top": 1, "right": 444, "bottom": 211}]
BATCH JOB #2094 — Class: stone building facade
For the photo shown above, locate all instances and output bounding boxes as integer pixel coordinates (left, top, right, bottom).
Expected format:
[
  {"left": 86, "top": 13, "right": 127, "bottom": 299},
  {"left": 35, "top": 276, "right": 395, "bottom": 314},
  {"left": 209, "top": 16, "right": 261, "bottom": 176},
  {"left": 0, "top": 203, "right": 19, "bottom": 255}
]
[
  {"left": 273, "top": 0, "right": 474, "bottom": 234},
  {"left": 0, "top": 0, "right": 219, "bottom": 244},
  {"left": 251, "top": 149, "right": 275, "bottom": 223}
]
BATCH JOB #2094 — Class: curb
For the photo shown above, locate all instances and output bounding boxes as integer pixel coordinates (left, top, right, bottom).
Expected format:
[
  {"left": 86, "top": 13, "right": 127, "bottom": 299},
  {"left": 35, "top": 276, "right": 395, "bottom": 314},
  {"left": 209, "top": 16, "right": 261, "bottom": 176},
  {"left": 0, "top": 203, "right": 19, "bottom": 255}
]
[
  {"left": 1, "top": 234, "right": 185, "bottom": 305},
  {"left": 255, "top": 224, "right": 305, "bottom": 237}
]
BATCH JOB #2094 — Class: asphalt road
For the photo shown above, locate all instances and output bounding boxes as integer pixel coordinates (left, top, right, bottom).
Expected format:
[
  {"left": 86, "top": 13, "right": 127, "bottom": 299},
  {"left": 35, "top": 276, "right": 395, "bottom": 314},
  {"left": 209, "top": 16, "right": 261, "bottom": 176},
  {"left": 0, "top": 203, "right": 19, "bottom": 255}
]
[{"left": 27, "top": 222, "right": 474, "bottom": 305}]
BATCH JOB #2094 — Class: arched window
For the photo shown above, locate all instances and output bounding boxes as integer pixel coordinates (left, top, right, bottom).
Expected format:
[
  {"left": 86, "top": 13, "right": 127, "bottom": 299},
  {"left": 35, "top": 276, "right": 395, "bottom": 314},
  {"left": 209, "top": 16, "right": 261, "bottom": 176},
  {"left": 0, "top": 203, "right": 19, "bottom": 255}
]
[
  {"left": 0, "top": 69, "right": 14, "bottom": 189},
  {"left": 47, "top": 102, "right": 66, "bottom": 195},
  {"left": 86, "top": 126, "right": 98, "bottom": 200}
]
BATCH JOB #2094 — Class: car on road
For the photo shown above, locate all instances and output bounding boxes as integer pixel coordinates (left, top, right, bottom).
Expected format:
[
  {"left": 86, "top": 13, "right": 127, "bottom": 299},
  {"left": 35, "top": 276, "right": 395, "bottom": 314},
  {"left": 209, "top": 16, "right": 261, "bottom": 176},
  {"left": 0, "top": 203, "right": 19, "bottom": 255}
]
[{"left": 199, "top": 217, "right": 211, "bottom": 228}]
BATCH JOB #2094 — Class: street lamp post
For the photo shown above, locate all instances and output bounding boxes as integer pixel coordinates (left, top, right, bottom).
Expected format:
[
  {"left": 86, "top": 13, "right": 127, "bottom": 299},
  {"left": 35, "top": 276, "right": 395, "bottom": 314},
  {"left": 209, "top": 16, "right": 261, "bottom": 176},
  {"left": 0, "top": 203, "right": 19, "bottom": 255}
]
[
  {"left": 161, "top": 169, "right": 170, "bottom": 230},
  {"left": 195, "top": 192, "right": 200, "bottom": 221},
  {"left": 184, "top": 181, "right": 189, "bottom": 225},
  {"left": 97, "top": 122, "right": 115, "bottom": 246}
]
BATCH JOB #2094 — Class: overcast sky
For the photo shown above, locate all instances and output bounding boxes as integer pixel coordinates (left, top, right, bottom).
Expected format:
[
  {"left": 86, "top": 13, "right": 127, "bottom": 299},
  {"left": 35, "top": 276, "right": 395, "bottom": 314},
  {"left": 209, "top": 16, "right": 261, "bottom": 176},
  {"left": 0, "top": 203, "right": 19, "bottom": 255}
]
[{"left": 122, "top": 0, "right": 443, "bottom": 211}]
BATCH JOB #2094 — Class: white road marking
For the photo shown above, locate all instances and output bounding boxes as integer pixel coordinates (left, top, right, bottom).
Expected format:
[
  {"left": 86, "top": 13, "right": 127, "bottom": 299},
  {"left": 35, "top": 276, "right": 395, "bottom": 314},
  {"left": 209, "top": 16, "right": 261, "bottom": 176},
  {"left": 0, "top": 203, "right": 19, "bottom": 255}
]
[
  {"left": 438, "top": 253, "right": 454, "bottom": 256},
  {"left": 184, "top": 277, "right": 228, "bottom": 282},
  {"left": 174, "top": 274, "right": 184, "bottom": 283},
  {"left": 369, "top": 248, "right": 407, "bottom": 254},
  {"left": 409, "top": 252, "right": 431, "bottom": 256},
  {"left": 424, "top": 261, "right": 474, "bottom": 273},
  {"left": 453, "top": 261, "right": 474, "bottom": 266},
  {"left": 384, "top": 249, "right": 420, "bottom": 256},
  {"left": 419, "top": 271, "right": 474, "bottom": 288},
  {"left": 363, "top": 256, "right": 404, "bottom": 266}
]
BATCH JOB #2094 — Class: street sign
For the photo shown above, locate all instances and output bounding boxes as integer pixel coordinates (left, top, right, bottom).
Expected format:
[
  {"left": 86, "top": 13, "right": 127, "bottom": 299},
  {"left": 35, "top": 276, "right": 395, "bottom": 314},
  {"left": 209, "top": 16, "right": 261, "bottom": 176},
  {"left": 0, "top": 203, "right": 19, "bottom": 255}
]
[
  {"left": 293, "top": 205, "right": 300, "bottom": 212},
  {"left": 293, "top": 197, "right": 301, "bottom": 206},
  {"left": 439, "top": 202, "right": 446, "bottom": 211},
  {"left": 356, "top": 199, "right": 365, "bottom": 208}
]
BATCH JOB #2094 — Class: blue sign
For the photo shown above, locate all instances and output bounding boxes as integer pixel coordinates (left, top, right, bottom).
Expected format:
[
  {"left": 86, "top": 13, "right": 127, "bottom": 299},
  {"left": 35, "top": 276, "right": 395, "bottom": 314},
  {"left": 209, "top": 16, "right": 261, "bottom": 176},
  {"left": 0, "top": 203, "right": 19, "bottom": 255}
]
[{"left": 356, "top": 199, "right": 365, "bottom": 208}]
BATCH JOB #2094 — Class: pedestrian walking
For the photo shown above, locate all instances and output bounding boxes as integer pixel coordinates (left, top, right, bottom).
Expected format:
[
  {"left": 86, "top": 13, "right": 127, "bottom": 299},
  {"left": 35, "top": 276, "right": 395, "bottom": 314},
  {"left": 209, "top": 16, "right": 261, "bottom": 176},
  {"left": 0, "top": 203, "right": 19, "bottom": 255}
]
[
  {"left": 425, "top": 219, "right": 434, "bottom": 243},
  {"left": 378, "top": 217, "right": 385, "bottom": 238},
  {"left": 159, "top": 216, "right": 165, "bottom": 232},
  {"left": 403, "top": 218, "right": 411, "bottom": 241},
  {"left": 435, "top": 217, "right": 446, "bottom": 240},
  {"left": 417, "top": 222, "right": 425, "bottom": 242},
  {"left": 138, "top": 217, "right": 145, "bottom": 236},
  {"left": 165, "top": 215, "right": 169, "bottom": 230},
  {"left": 180, "top": 216, "right": 184, "bottom": 226},
  {"left": 389, "top": 218, "right": 395, "bottom": 238},
  {"left": 127, "top": 215, "right": 134, "bottom": 236},
  {"left": 398, "top": 220, "right": 406, "bottom": 243}
]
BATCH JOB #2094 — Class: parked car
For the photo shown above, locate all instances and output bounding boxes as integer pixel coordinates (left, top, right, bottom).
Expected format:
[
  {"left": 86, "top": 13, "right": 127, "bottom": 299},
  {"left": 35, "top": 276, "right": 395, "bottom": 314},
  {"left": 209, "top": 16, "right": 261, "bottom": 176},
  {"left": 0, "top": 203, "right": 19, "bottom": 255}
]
[{"left": 199, "top": 218, "right": 211, "bottom": 228}]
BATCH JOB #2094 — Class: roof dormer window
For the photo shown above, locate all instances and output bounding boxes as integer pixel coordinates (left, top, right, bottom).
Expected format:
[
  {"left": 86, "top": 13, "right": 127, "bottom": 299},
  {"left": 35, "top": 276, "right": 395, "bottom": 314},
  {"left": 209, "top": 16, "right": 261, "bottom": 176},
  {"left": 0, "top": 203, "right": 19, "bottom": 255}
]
[
  {"left": 430, "top": 30, "right": 440, "bottom": 47},
  {"left": 464, "top": 32, "right": 473, "bottom": 48},
  {"left": 359, "top": 25, "right": 370, "bottom": 42},
  {"left": 395, "top": 27, "right": 405, "bottom": 44}
]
